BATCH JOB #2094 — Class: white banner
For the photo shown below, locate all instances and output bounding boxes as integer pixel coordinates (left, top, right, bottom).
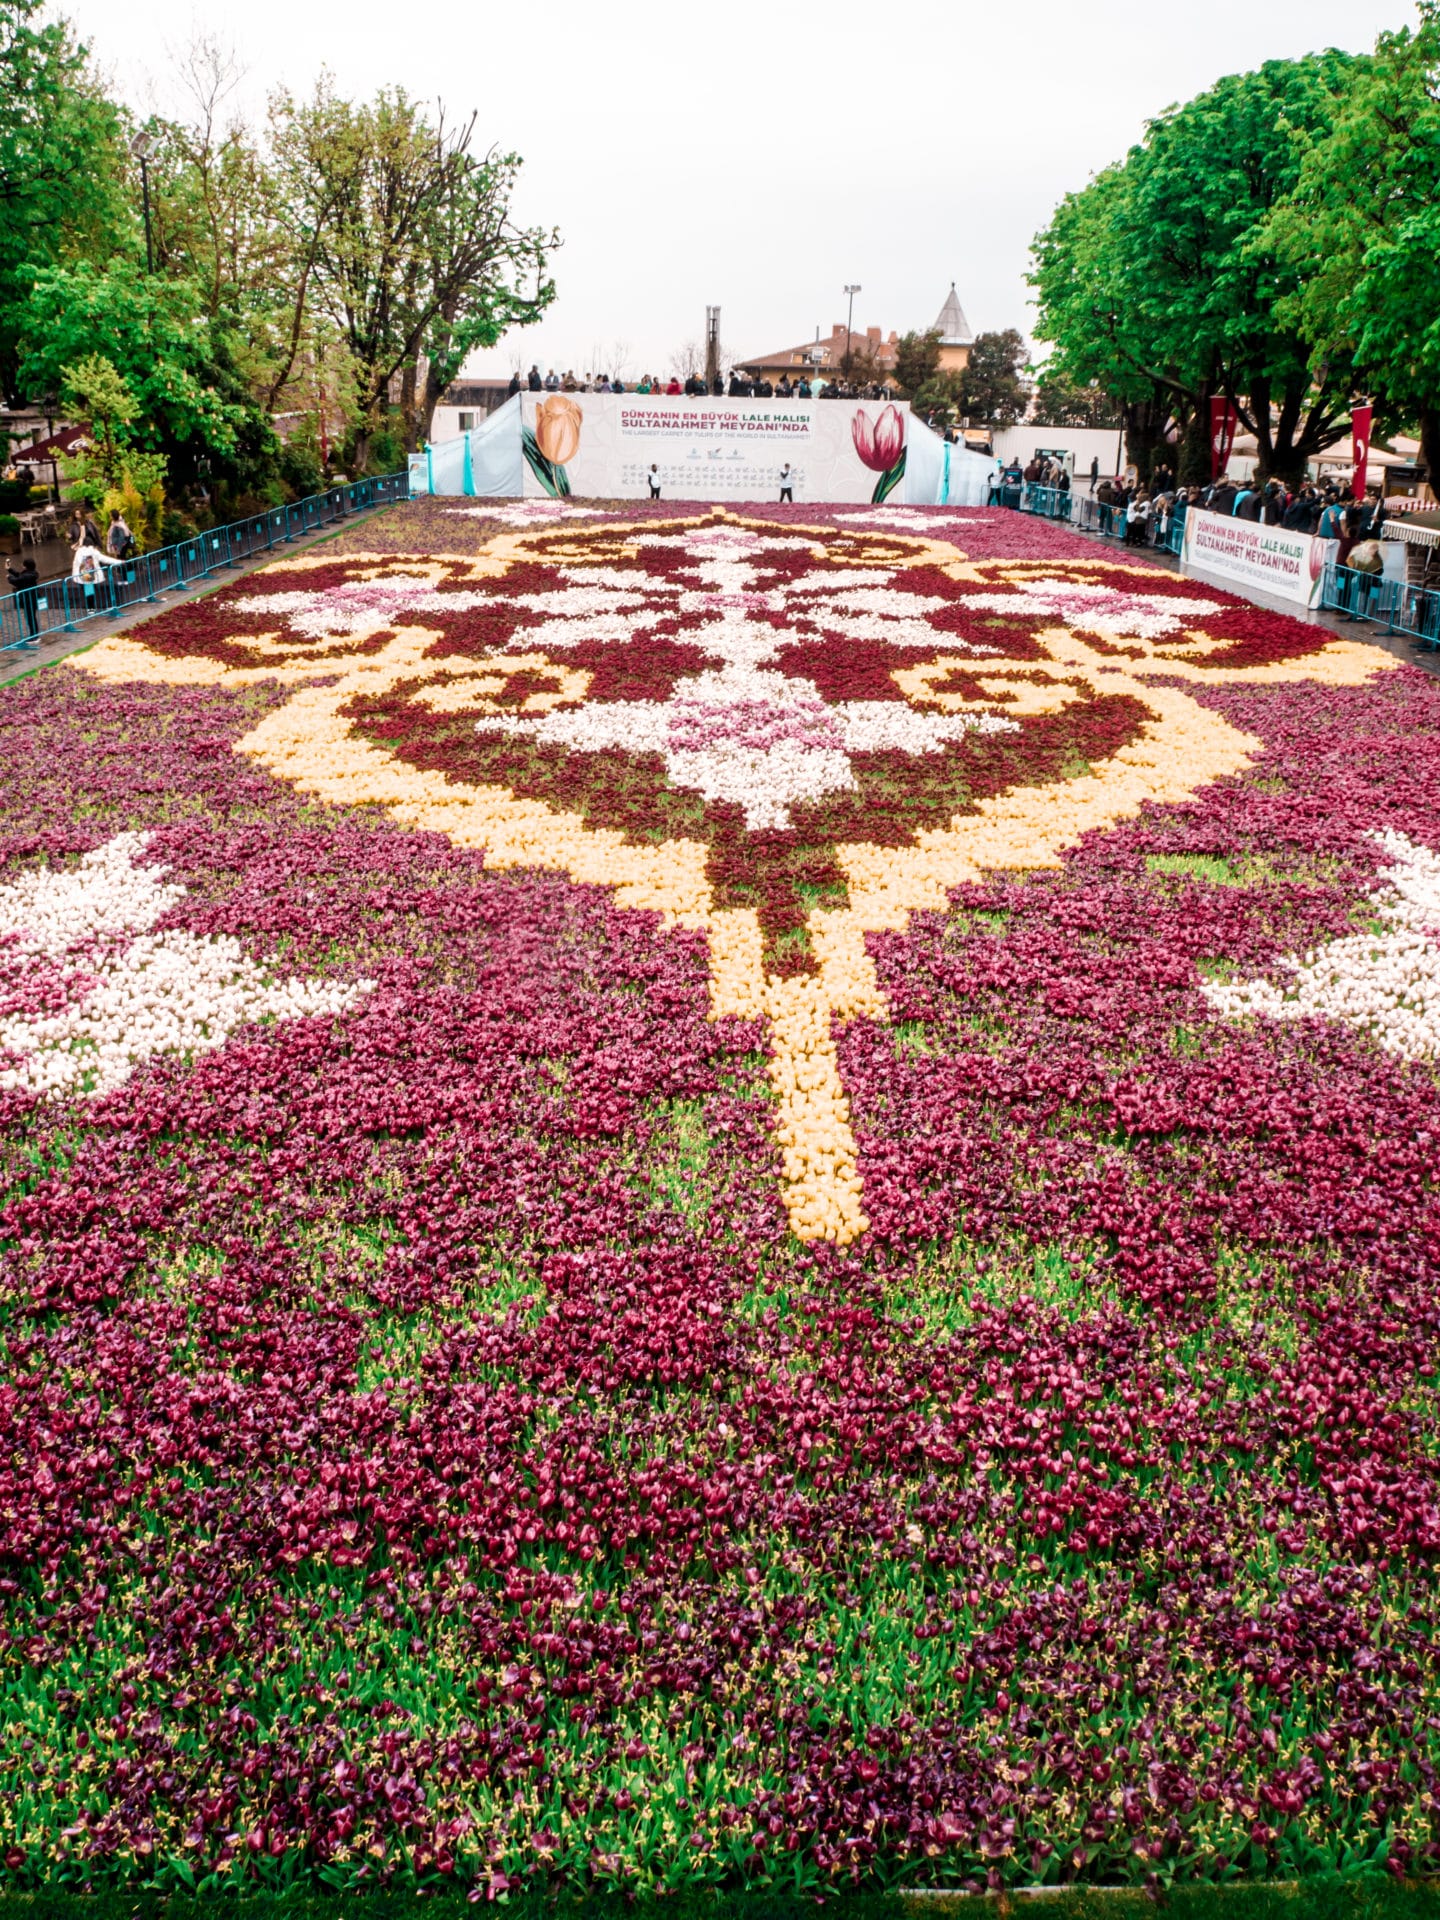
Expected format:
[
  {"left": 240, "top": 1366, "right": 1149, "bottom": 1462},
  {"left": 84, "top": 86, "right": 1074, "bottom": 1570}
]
[
  {"left": 1181, "top": 507, "right": 1333, "bottom": 610},
  {"left": 519, "top": 392, "right": 909, "bottom": 504}
]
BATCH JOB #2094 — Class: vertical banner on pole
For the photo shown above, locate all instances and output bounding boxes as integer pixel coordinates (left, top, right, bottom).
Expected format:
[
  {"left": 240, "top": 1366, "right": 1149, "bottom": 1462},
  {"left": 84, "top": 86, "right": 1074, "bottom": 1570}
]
[
  {"left": 1351, "top": 404, "right": 1373, "bottom": 498},
  {"left": 1209, "top": 397, "right": 1239, "bottom": 481},
  {"left": 462, "top": 432, "right": 475, "bottom": 497}
]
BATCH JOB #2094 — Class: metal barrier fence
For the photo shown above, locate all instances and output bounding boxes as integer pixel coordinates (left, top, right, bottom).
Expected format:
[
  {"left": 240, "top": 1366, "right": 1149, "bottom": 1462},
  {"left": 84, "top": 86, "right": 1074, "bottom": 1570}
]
[
  {"left": 1320, "top": 562, "right": 1440, "bottom": 647},
  {"left": 992, "top": 481, "right": 1187, "bottom": 556},
  {"left": 0, "top": 471, "right": 411, "bottom": 656}
]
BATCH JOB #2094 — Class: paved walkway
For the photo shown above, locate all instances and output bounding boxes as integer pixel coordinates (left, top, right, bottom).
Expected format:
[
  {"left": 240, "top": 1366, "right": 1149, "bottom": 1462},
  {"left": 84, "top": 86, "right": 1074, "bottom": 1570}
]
[{"left": 0, "top": 519, "right": 354, "bottom": 687}]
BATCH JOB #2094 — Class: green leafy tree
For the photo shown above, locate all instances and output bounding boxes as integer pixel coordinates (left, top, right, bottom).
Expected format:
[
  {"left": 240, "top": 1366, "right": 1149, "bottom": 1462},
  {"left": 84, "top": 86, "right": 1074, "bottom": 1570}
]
[
  {"left": 19, "top": 261, "right": 254, "bottom": 491},
  {"left": 1265, "top": 6, "right": 1440, "bottom": 480},
  {"left": 61, "top": 353, "right": 136, "bottom": 487},
  {"left": 892, "top": 329, "right": 941, "bottom": 401},
  {"left": 960, "top": 329, "right": 1029, "bottom": 427},
  {"left": 1031, "top": 373, "right": 1122, "bottom": 428},
  {"left": 0, "top": 1, "right": 130, "bottom": 397},
  {"left": 1030, "top": 166, "right": 1178, "bottom": 476},
  {"left": 271, "top": 85, "right": 555, "bottom": 459},
  {"left": 1032, "top": 55, "right": 1362, "bottom": 482}
]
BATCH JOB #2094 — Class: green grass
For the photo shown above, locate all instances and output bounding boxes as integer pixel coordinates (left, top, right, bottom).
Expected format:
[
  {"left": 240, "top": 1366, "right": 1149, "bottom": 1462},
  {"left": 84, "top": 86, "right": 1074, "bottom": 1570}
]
[{"left": 0, "top": 1873, "right": 1432, "bottom": 1917}]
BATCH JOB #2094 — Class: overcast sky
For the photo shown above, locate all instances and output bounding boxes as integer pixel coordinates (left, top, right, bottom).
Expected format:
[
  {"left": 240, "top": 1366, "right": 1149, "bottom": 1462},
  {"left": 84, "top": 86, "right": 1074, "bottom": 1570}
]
[{"left": 64, "top": 0, "right": 1414, "bottom": 383}]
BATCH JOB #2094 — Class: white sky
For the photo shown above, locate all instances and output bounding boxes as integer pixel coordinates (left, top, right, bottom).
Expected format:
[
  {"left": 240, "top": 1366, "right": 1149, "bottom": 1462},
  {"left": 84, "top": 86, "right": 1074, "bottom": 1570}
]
[{"left": 64, "top": 0, "right": 1413, "bottom": 382}]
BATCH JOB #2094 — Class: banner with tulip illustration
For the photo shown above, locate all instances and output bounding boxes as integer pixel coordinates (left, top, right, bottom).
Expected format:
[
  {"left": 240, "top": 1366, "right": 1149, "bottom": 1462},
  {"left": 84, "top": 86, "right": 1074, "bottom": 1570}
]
[{"left": 519, "top": 391, "right": 912, "bottom": 502}]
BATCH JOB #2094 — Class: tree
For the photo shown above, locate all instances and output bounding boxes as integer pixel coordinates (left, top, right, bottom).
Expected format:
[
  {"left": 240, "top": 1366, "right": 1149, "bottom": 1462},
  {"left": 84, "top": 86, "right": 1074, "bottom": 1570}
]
[
  {"left": 1030, "top": 373, "right": 1122, "bottom": 428},
  {"left": 960, "top": 329, "right": 1029, "bottom": 427},
  {"left": 19, "top": 261, "right": 253, "bottom": 491},
  {"left": 1031, "top": 55, "right": 1363, "bottom": 482},
  {"left": 892, "top": 329, "right": 941, "bottom": 400},
  {"left": 270, "top": 85, "right": 555, "bottom": 459},
  {"left": 0, "top": 1, "right": 129, "bottom": 397},
  {"left": 1030, "top": 166, "right": 1180, "bottom": 479},
  {"left": 61, "top": 353, "right": 136, "bottom": 487},
  {"left": 1265, "top": 6, "right": 1440, "bottom": 480}
]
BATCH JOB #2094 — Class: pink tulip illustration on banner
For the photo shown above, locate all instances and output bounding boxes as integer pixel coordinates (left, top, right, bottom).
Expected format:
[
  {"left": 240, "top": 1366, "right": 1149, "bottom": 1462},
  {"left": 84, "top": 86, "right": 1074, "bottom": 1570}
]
[{"left": 852, "top": 403, "right": 907, "bottom": 503}]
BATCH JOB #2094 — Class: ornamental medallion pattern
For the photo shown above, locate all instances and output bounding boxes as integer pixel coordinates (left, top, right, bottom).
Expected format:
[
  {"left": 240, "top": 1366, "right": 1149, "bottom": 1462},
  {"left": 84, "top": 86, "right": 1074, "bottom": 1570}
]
[{"left": 77, "top": 507, "right": 1388, "bottom": 1240}]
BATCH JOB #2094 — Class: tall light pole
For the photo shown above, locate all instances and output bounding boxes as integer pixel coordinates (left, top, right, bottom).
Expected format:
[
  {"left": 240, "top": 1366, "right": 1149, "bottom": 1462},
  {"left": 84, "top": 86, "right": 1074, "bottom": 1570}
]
[
  {"left": 843, "top": 283, "right": 861, "bottom": 379},
  {"left": 129, "top": 130, "right": 154, "bottom": 274}
]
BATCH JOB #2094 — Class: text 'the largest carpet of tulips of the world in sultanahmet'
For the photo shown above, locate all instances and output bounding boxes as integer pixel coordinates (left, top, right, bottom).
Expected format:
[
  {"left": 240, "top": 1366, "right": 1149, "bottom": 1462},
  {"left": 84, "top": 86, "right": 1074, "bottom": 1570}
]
[{"left": 2, "top": 496, "right": 1440, "bottom": 1897}]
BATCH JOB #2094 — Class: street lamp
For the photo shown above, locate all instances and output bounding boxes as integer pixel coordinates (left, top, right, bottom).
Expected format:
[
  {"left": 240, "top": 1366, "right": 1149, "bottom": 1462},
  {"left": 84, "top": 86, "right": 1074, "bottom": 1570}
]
[
  {"left": 843, "top": 283, "right": 861, "bottom": 377},
  {"left": 129, "top": 130, "right": 154, "bottom": 274}
]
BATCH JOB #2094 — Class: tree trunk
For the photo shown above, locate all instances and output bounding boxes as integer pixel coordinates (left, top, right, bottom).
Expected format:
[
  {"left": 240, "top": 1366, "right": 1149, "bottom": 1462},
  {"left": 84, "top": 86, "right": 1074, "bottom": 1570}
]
[
  {"left": 1177, "top": 391, "right": 1212, "bottom": 485},
  {"left": 399, "top": 358, "right": 419, "bottom": 453},
  {"left": 1123, "top": 390, "right": 1170, "bottom": 482},
  {"left": 420, "top": 358, "right": 446, "bottom": 447},
  {"left": 1418, "top": 405, "right": 1440, "bottom": 494}
]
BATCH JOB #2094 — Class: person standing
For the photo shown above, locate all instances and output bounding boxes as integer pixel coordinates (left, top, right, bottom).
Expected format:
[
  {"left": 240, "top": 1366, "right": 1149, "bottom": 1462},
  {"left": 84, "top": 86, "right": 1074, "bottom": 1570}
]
[
  {"left": 647, "top": 464, "right": 661, "bottom": 500},
  {"left": 778, "top": 463, "right": 794, "bottom": 503},
  {"left": 508, "top": 370, "right": 523, "bottom": 398},
  {"left": 1089, "top": 455, "right": 1099, "bottom": 493},
  {"left": 6, "top": 553, "right": 39, "bottom": 640},
  {"left": 527, "top": 365, "right": 543, "bottom": 392},
  {"left": 1125, "top": 492, "right": 1152, "bottom": 546},
  {"left": 105, "top": 507, "right": 133, "bottom": 608}
]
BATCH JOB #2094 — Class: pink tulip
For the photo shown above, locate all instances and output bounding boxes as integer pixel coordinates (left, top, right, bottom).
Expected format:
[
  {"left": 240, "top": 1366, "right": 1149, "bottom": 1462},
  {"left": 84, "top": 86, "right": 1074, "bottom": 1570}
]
[{"left": 852, "top": 404, "right": 906, "bottom": 473}]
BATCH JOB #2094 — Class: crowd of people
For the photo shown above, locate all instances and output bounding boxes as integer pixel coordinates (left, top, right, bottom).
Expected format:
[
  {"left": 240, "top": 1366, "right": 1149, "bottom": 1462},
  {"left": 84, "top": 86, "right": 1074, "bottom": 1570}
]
[
  {"left": 994, "top": 454, "right": 1389, "bottom": 567},
  {"left": 513, "top": 366, "right": 895, "bottom": 402},
  {"left": 1095, "top": 471, "right": 1387, "bottom": 563},
  {"left": 4, "top": 505, "right": 136, "bottom": 639}
]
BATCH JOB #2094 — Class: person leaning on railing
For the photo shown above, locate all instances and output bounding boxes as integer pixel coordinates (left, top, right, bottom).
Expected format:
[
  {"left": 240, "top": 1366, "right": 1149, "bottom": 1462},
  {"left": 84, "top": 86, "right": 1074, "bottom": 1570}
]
[{"left": 71, "top": 524, "right": 124, "bottom": 609}]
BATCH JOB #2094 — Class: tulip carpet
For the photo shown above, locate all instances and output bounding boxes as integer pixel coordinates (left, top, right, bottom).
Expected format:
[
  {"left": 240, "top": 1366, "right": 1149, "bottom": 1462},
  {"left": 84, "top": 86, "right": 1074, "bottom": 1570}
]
[{"left": 1, "top": 499, "right": 1438, "bottom": 1898}]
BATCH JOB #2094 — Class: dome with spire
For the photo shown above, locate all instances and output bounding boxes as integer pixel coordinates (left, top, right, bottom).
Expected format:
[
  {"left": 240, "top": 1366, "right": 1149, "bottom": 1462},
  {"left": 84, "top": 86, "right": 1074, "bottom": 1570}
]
[{"left": 933, "top": 282, "right": 973, "bottom": 346}]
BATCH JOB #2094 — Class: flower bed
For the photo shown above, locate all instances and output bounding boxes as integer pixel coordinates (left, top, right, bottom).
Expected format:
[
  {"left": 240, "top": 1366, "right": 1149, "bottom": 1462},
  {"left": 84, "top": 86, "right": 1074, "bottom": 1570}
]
[{"left": 0, "top": 501, "right": 1437, "bottom": 1898}]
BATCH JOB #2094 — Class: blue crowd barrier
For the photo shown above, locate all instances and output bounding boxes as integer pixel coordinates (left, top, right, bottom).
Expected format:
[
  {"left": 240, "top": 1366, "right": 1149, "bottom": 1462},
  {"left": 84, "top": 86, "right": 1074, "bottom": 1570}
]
[
  {"left": 0, "top": 471, "right": 411, "bottom": 655},
  {"left": 1320, "top": 562, "right": 1440, "bottom": 647},
  {"left": 1002, "top": 483, "right": 1185, "bottom": 556},
  {"left": 1021, "top": 483, "right": 1075, "bottom": 520}
]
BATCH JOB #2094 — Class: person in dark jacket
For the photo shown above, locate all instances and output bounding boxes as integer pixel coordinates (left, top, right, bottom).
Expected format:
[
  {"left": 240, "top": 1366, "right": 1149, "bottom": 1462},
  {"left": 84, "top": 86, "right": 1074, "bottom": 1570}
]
[{"left": 6, "top": 553, "right": 39, "bottom": 639}]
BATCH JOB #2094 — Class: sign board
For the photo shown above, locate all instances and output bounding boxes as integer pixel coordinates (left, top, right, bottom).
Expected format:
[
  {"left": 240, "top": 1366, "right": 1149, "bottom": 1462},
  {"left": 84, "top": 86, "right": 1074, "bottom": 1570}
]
[
  {"left": 1181, "top": 508, "right": 1333, "bottom": 610},
  {"left": 518, "top": 392, "right": 909, "bottom": 504}
]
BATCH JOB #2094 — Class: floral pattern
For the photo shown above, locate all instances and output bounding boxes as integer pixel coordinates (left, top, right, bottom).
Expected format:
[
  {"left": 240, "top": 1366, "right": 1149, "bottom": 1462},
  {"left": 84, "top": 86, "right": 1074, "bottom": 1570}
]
[{"left": 0, "top": 501, "right": 1434, "bottom": 1901}]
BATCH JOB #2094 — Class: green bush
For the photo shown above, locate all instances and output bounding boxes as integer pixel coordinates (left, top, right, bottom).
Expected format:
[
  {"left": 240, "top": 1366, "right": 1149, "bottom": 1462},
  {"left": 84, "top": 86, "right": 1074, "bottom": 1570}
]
[
  {"left": 278, "top": 431, "right": 324, "bottom": 499},
  {"left": 0, "top": 514, "right": 18, "bottom": 536},
  {"left": 159, "top": 507, "right": 199, "bottom": 546},
  {"left": 366, "top": 422, "right": 406, "bottom": 475}
]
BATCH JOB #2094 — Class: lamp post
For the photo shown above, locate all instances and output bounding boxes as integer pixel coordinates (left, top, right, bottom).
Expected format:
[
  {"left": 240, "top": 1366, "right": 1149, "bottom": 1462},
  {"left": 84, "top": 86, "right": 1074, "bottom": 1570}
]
[
  {"left": 129, "top": 130, "right": 154, "bottom": 274},
  {"left": 843, "top": 283, "right": 861, "bottom": 379}
]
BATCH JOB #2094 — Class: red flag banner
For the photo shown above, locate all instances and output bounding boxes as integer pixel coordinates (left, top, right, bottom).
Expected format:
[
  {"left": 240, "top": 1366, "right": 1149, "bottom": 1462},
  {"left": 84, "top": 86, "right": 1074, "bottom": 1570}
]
[
  {"left": 1210, "top": 397, "right": 1239, "bottom": 481},
  {"left": 1352, "top": 403, "right": 1373, "bottom": 498}
]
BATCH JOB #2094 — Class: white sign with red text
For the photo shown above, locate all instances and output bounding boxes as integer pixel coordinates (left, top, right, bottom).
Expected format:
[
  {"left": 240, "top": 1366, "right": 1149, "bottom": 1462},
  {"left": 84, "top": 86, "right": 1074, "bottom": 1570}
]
[{"left": 1181, "top": 508, "right": 1333, "bottom": 610}]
